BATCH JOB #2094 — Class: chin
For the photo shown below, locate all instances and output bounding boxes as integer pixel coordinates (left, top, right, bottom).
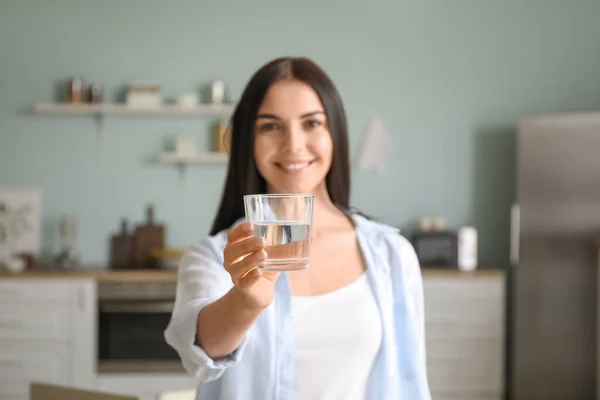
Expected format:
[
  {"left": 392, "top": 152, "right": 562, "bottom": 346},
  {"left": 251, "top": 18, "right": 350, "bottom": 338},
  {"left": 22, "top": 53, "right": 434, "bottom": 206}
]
[
  {"left": 270, "top": 187, "right": 312, "bottom": 195},
  {"left": 269, "top": 182, "right": 318, "bottom": 195}
]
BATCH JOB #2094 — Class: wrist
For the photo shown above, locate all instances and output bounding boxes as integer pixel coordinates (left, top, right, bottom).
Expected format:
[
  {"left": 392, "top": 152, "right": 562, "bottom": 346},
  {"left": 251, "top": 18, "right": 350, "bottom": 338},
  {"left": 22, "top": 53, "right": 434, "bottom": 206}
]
[{"left": 229, "top": 285, "right": 269, "bottom": 312}]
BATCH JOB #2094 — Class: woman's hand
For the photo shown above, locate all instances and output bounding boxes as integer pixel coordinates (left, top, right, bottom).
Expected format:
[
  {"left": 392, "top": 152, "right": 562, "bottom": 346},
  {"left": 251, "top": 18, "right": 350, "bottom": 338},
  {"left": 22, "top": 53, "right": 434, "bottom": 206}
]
[{"left": 223, "top": 222, "right": 280, "bottom": 309}]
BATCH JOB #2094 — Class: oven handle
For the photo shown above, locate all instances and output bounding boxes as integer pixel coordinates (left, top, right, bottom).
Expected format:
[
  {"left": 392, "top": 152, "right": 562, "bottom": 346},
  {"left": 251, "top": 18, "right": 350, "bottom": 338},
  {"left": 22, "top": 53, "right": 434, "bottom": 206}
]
[{"left": 100, "top": 302, "right": 175, "bottom": 313}]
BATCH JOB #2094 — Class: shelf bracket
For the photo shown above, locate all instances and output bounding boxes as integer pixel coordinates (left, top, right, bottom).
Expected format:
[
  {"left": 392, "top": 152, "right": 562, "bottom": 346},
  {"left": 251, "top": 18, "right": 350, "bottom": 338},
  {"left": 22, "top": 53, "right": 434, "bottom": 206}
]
[
  {"left": 177, "top": 163, "right": 187, "bottom": 183},
  {"left": 94, "top": 114, "right": 105, "bottom": 143}
]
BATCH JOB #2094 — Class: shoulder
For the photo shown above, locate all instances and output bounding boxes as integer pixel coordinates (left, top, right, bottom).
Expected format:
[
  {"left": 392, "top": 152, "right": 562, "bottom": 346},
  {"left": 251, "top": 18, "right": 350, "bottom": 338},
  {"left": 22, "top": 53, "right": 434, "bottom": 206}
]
[
  {"left": 351, "top": 212, "right": 399, "bottom": 239},
  {"left": 351, "top": 212, "right": 412, "bottom": 253},
  {"left": 351, "top": 212, "right": 420, "bottom": 275}
]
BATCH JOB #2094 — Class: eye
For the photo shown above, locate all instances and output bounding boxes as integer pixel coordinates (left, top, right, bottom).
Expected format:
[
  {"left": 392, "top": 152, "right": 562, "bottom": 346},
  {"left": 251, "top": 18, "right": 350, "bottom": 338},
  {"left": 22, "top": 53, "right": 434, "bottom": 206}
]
[
  {"left": 304, "top": 119, "right": 323, "bottom": 130},
  {"left": 258, "top": 122, "right": 281, "bottom": 132}
]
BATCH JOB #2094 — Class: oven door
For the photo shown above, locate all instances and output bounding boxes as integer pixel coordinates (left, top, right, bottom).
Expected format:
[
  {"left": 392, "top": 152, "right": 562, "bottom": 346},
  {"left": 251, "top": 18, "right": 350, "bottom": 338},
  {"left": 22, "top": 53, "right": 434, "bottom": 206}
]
[{"left": 98, "top": 300, "right": 183, "bottom": 373}]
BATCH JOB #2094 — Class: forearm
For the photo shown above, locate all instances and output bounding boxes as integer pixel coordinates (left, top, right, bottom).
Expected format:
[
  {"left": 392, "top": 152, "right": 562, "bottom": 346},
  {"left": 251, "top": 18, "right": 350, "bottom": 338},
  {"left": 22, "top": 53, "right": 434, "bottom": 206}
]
[{"left": 195, "top": 287, "right": 264, "bottom": 359}]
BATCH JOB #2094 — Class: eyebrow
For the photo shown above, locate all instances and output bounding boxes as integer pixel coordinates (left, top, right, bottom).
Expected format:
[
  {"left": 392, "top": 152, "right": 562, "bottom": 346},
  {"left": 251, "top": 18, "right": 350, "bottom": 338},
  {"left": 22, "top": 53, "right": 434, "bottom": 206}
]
[{"left": 256, "top": 111, "right": 326, "bottom": 120}]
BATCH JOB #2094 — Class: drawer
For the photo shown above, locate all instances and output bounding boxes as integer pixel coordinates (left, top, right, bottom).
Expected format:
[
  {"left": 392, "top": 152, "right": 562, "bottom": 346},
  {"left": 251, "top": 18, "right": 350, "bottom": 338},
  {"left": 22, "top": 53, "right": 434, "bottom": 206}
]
[
  {"left": 424, "top": 297, "right": 503, "bottom": 328},
  {"left": 0, "top": 303, "right": 70, "bottom": 340},
  {"left": 430, "top": 391, "right": 501, "bottom": 400},
  {"left": 426, "top": 336, "right": 504, "bottom": 364},
  {"left": 425, "top": 316, "right": 503, "bottom": 339},
  {"left": 0, "top": 393, "right": 27, "bottom": 400},
  {"left": 423, "top": 278, "right": 504, "bottom": 300},
  {"left": 0, "top": 342, "right": 69, "bottom": 394},
  {"left": 0, "top": 280, "right": 73, "bottom": 301},
  {"left": 427, "top": 356, "right": 503, "bottom": 393}
]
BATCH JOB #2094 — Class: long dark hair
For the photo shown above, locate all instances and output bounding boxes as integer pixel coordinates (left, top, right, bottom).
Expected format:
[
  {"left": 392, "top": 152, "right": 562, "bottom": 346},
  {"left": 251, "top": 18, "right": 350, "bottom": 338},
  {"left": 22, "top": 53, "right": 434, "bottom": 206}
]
[{"left": 210, "top": 57, "right": 352, "bottom": 235}]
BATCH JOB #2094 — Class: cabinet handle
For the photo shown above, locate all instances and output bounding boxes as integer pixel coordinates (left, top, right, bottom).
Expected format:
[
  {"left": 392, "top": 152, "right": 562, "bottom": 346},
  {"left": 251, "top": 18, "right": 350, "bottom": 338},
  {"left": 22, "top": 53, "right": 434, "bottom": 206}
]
[
  {"left": 0, "top": 358, "right": 23, "bottom": 368},
  {"left": 510, "top": 203, "right": 520, "bottom": 266},
  {"left": 100, "top": 302, "right": 175, "bottom": 313},
  {"left": 0, "top": 320, "right": 24, "bottom": 329},
  {"left": 78, "top": 286, "right": 85, "bottom": 312}
]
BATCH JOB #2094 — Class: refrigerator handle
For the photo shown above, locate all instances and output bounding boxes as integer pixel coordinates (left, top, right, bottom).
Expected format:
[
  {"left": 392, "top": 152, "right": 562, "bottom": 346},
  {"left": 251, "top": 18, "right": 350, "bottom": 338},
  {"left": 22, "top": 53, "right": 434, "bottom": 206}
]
[{"left": 510, "top": 202, "right": 520, "bottom": 266}]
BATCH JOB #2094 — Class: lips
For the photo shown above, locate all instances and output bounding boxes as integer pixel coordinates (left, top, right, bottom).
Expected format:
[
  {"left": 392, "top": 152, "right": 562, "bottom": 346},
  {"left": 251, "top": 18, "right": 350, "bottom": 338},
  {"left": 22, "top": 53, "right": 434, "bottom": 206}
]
[{"left": 275, "top": 160, "right": 314, "bottom": 173}]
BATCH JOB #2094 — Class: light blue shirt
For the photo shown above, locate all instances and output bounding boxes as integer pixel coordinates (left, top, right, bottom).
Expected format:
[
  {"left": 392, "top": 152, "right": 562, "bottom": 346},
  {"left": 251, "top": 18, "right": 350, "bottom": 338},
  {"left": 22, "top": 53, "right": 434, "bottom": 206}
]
[{"left": 164, "top": 213, "right": 431, "bottom": 400}]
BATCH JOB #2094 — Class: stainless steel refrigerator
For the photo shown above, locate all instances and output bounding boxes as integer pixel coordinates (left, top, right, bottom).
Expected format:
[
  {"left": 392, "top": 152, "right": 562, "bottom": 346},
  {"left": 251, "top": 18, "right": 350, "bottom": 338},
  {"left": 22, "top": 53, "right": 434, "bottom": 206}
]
[{"left": 510, "top": 111, "right": 600, "bottom": 399}]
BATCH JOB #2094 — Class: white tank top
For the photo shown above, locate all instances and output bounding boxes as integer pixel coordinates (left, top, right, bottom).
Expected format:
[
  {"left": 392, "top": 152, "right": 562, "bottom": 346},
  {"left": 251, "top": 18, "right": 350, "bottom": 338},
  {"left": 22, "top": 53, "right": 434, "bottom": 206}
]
[{"left": 291, "top": 273, "right": 383, "bottom": 400}]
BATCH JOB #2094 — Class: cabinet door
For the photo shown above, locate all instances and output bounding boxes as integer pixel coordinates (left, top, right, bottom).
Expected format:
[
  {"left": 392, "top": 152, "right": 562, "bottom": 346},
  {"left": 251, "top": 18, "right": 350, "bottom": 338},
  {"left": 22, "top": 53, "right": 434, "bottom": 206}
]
[
  {"left": 0, "top": 302, "right": 70, "bottom": 340},
  {"left": 0, "top": 280, "right": 72, "bottom": 341},
  {"left": 423, "top": 275, "right": 505, "bottom": 398},
  {"left": 0, "top": 342, "right": 69, "bottom": 398},
  {"left": 0, "top": 281, "right": 71, "bottom": 301},
  {"left": 0, "top": 278, "right": 97, "bottom": 396}
]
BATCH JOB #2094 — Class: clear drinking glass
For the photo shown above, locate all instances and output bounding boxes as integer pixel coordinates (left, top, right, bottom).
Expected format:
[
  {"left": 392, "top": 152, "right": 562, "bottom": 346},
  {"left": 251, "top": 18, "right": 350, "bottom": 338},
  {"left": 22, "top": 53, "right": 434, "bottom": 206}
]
[{"left": 243, "top": 194, "right": 314, "bottom": 271}]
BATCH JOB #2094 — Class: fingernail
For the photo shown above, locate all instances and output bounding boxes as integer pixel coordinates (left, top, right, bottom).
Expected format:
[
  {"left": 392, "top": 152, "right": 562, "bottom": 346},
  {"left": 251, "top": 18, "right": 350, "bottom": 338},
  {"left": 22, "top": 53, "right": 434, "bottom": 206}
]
[
  {"left": 253, "top": 236, "right": 265, "bottom": 247},
  {"left": 243, "top": 222, "right": 253, "bottom": 232},
  {"left": 254, "top": 250, "right": 266, "bottom": 260}
]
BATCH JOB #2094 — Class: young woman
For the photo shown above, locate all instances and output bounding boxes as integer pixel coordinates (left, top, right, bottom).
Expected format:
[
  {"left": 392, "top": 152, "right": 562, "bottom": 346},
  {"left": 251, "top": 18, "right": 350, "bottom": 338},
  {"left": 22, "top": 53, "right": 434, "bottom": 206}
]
[{"left": 164, "top": 57, "right": 431, "bottom": 400}]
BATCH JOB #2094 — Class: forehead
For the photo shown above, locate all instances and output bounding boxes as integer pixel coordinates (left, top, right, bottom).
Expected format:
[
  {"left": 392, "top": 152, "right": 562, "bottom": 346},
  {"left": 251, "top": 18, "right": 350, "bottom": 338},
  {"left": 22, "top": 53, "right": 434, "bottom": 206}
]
[{"left": 257, "top": 79, "right": 325, "bottom": 116}]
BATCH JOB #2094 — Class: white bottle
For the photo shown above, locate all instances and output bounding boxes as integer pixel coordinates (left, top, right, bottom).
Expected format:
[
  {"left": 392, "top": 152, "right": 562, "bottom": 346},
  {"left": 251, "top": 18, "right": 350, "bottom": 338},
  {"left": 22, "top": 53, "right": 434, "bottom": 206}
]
[
  {"left": 211, "top": 80, "right": 225, "bottom": 104},
  {"left": 457, "top": 226, "right": 478, "bottom": 271}
]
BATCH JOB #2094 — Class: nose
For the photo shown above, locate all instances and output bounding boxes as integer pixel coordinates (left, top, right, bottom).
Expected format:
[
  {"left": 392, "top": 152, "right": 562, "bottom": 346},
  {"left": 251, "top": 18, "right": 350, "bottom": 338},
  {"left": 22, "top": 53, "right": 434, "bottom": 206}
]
[{"left": 281, "top": 122, "right": 306, "bottom": 154}]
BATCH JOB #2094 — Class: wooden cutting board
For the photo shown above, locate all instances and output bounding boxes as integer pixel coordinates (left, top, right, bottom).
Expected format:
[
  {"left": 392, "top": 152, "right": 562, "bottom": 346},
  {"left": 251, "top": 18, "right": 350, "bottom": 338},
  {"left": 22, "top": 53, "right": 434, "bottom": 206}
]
[
  {"left": 134, "top": 205, "right": 165, "bottom": 268},
  {"left": 109, "top": 219, "right": 135, "bottom": 269}
]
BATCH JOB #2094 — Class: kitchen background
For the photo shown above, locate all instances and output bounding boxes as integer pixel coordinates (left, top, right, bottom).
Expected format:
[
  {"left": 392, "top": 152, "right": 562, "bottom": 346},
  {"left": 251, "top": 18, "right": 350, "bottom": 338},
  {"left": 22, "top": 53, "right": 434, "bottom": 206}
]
[
  {"left": 2, "top": 1, "right": 600, "bottom": 400},
  {"left": 2, "top": 0, "right": 600, "bottom": 268}
]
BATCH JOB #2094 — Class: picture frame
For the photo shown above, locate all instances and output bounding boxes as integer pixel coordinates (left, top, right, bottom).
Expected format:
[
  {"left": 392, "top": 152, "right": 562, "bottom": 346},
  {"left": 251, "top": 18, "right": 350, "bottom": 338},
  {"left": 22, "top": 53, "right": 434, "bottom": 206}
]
[{"left": 0, "top": 188, "right": 41, "bottom": 263}]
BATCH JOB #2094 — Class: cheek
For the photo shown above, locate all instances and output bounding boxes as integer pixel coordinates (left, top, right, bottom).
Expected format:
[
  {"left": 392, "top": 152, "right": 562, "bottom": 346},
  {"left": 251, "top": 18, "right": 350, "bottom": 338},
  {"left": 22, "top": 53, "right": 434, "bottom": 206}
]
[
  {"left": 253, "top": 135, "right": 275, "bottom": 171},
  {"left": 253, "top": 135, "right": 264, "bottom": 160},
  {"left": 313, "top": 133, "right": 334, "bottom": 165}
]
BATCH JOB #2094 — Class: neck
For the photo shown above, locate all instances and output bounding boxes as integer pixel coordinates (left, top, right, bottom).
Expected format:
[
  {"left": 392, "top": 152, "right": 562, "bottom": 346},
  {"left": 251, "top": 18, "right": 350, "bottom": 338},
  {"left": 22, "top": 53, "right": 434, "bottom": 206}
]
[
  {"left": 309, "top": 182, "right": 344, "bottom": 231},
  {"left": 266, "top": 182, "right": 346, "bottom": 231}
]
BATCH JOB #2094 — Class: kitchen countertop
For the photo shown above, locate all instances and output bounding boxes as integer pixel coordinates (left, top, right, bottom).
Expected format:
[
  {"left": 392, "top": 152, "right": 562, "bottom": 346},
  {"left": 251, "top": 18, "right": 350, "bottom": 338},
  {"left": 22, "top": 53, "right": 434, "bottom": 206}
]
[
  {"left": 0, "top": 267, "right": 179, "bottom": 282},
  {"left": 421, "top": 267, "right": 505, "bottom": 278},
  {"left": 0, "top": 266, "right": 505, "bottom": 281}
]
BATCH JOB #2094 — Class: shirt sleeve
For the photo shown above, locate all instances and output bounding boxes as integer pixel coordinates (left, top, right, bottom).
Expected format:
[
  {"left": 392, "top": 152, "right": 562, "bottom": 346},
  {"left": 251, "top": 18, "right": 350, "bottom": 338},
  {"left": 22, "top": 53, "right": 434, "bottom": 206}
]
[
  {"left": 386, "top": 233, "right": 432, "bottom": 399},
  {"left": 163, "top": 234, "right": 250, "bottom": 382}
]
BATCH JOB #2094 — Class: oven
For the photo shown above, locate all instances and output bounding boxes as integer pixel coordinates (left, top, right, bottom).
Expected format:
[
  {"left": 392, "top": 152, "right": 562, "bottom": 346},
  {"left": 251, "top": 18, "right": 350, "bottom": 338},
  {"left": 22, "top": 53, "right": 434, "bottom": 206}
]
[{"left": 97, "top": 281, "right": 183, "bottom": 373}]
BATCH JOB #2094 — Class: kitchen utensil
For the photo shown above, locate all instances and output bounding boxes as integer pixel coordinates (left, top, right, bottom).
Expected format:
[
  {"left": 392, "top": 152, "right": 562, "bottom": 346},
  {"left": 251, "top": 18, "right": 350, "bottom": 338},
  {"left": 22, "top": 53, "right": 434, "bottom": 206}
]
[
  {"left": 150, "top": 247, "right": 183, "bottom": 269},
  {"left": 110, "top": 219, "right": 135, "bottom": 269},
  {"left": 134, "top": 205, "right": 165, "bottom": 268}
]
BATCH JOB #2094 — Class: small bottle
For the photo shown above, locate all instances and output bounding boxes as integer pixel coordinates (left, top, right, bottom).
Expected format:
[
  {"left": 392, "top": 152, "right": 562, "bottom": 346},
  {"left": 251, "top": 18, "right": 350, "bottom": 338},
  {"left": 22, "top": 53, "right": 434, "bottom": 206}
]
[
  {"left": 457, "top": 226, "right": 478, "bottom": 271},
  {"left": 215, "top": 122, "right": 230, "bottom": 153},
  {"left": 211, "top": 80, "right": 225, "bottom": 104},
  {"left": 67, "top": 77, "right": 84, "bottom": 104},
  {"left": 88, "top": 84, "right": 103, "bottom": 103}
]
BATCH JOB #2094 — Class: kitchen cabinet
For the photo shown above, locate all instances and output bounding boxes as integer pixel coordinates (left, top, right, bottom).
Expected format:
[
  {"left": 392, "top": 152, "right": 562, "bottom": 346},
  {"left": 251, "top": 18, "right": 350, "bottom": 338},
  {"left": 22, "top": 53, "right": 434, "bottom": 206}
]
[
  {"left": 0, "top": 269, "right": 505, "bottom": 400},
  {"left": 422, "top": 270, "right": 506, "bottom": 400},
  {"left": 0, "top": 278, "right": 95, "bottom": 400},
  {"left": 0, "top": 274, "right": 197, "bottom": 400}
]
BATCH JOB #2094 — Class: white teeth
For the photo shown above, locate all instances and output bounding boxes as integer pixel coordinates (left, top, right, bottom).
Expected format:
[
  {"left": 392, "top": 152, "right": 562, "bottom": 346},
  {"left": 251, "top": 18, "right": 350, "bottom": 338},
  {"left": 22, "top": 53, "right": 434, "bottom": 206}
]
[{"left": 281, "top": 162, "right": 309, "bottom": 171}]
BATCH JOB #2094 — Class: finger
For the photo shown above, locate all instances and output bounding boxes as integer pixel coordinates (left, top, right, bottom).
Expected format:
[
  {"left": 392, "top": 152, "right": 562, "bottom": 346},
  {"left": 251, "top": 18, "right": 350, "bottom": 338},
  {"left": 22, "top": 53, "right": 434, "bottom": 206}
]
[
  {"left": 224, "top": 236, "right": 265, "bottom": 268},
  {"left": 229, "top": 249, "right": 267, "bottom": 282},
  {"left": 239, "top": 265, "right": 258, "bottom": 280},
  {"left": 227, "top": 222, "right": 254, "bottom": 244}
]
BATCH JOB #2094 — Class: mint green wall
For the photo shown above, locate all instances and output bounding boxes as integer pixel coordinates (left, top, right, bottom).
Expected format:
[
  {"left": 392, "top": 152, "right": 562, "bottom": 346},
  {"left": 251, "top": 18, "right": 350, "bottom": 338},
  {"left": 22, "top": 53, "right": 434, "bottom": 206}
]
[{"left": 1, "top": 0, "right": 599, "bottom": 267}]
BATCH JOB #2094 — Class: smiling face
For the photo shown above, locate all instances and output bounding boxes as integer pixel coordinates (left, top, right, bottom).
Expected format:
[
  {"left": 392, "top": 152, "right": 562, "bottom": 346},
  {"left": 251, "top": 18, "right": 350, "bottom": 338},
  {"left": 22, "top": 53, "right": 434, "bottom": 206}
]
[{"left": 253, "top": 79, "right": 334, "bottom": 195}]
